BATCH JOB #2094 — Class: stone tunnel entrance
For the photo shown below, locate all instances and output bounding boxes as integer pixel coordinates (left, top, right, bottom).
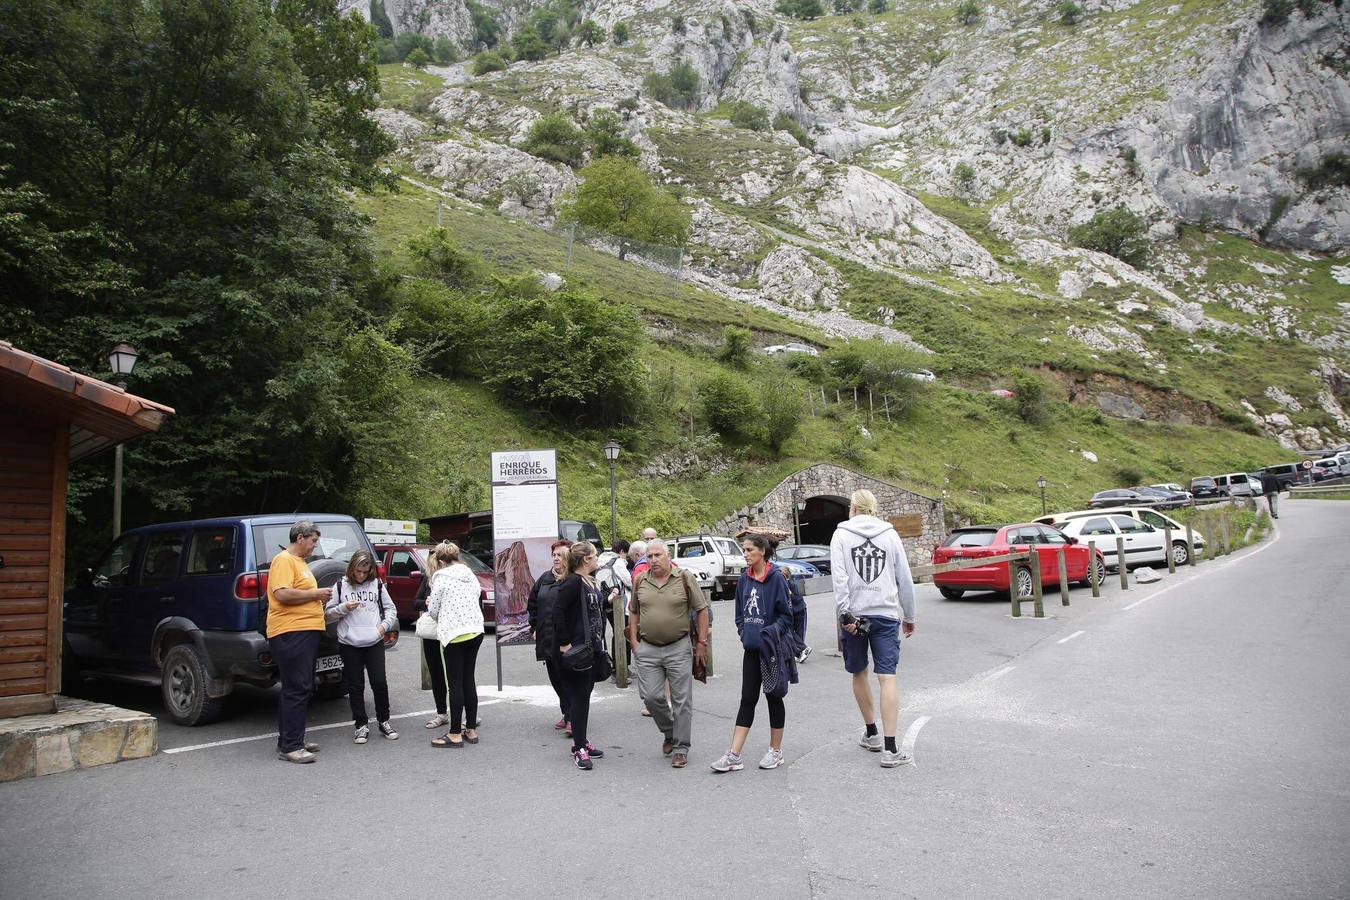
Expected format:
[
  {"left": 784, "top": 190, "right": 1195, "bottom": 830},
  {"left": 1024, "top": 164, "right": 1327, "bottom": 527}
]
[{"left": 796, "top": 495, "right": 849, "bottom": 545}]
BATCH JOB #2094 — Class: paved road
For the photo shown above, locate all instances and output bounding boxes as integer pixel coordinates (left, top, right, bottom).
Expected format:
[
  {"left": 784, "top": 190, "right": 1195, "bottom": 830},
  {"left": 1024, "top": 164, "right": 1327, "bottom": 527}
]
[{"left": 2, "top": 501, "right": 1347, "bottom": 898}]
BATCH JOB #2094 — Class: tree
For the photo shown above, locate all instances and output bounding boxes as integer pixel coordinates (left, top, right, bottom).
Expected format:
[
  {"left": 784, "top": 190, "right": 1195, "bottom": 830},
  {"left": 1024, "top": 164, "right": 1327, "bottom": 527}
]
[
  {"left": 433, "top": 36, "right": 456, "bottom": 64},
  {"left": 1012, "top": 371, "right": 1050, "bottom": 425},
  {"left": 762, "top": 383, "right": 803, "bottom": 453},
  {"left": 405, "top": 46, "right": 430, "bottom": 68},
  {"left": 868, "top": 0, "right": 888, "bottom": 12},
  {"left": 643, "top": 61, "right": 701, "bottom": 110},
  {"left": 699, "top": 373, "right": 760, "bottom": 439},
  {"left": 576, "top": 19, "right": 604, "bottom": 47},
  {"left": 585, "top": 109, "right": 639, "bottom": 159},
  {"left": 472, "top": 50, "right": 507, "bottom": 75},
  {"left": 560, "top": 157, "right": 691, "bottom": 260},
  {"left": 511, "top": 26, "right": 547, "bottom": 61},
  {"left": 717, "top": 326, "right": 752, "bottom": 369},
  {"left": 550, "top": 23, "right": 570, "bottom": 55},
  {"left": 522, "top": 112, "right": 588, "bottom": 166},
  {"left": 612, "top": 21, "right": 630, "bottom": 44},
  {"left": 955, "top": 0, "right": 981, "bottom": 25},
  {"left": 1057, "top": 1, "right": 1082, "bottom": 25},
  {"left": 727, "top": 101, "right": 770, "bottom": 131},
  {"left": 1067, "top": 207, "right": 1150, "bottom": 267},
  {"left": 369, "top": 0, "right": 393, "bottom": 38}
]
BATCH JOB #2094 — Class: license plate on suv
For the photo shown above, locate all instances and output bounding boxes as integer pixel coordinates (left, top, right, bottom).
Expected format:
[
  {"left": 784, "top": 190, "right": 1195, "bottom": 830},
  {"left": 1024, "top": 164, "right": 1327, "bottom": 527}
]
[{"left": 315, "top": 655, "right": 342, "bottom": 673}]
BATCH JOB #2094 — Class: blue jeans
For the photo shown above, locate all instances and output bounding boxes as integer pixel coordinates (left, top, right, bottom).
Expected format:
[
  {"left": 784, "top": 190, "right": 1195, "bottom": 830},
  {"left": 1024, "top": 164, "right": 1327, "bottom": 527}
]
[{"left": 269, "top": 630, "right": 321, "bottom": 752}]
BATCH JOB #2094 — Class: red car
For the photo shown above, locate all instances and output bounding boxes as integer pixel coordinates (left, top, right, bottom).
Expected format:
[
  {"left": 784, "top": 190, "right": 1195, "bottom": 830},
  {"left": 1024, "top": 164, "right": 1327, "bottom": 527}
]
[
  {"left": 373, "top": 543, "right": 495, "bottom": 627},
  {"left": 931, "top": 523, "right": 1105, "bottom": 600}
]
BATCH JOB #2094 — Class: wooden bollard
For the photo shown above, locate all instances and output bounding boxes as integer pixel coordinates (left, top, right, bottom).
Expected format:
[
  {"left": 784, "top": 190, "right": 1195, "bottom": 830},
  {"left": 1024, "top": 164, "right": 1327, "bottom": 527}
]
[
  {"left": 1088, "top": 540, "right": 1100, "bottom": 598},
  {"left": 1028, "top": 551, "right": 1044, "bottom": 618},
  {"left": 1164, "top": 527, "right": 1176, "bottom": 574},
  {"left": 1009, "top": 558, "right": 1022, "bottom": 618},
  {"left": 1220, "top": 512, "right": 1232, "bottom": 555},
  {"left": 611, "top": 587, "right": 628, "bottom": 688},
  {"left": 1186, "top": 523, "right": 1196, "bottom": 566},
  {"left": 1117, "top": 536, "right": 1128, "bottom": 590},
  {"left": 1057, "top": 548, "right": 1070, "bottom": 607}
]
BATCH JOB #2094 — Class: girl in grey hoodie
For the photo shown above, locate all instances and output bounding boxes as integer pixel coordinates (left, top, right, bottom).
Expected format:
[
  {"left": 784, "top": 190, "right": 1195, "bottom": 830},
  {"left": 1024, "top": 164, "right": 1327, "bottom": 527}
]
[{"left": 325, "top": 550, "right": 400, "bottom": 744}]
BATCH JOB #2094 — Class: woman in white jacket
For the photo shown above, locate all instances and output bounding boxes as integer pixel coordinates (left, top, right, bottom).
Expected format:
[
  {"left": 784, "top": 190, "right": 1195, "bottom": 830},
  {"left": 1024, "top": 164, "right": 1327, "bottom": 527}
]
[
  {"left": 426, "top": 542, "right": 486, "bottom": 748},
  {"left": 324, "top": 550, "right": 400, "bottom": 744}
]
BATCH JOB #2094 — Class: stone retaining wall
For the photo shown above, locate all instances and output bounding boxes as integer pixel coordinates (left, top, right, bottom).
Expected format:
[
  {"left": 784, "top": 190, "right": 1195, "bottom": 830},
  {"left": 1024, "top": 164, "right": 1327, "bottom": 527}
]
[{"left": 0, "top": 696, "right": 157, "bottom": 782}]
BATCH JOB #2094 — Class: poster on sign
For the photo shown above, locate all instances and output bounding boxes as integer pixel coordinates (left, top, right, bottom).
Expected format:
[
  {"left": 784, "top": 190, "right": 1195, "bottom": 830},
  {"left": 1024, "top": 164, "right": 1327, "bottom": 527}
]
[{"left": 490, "top": 449, "right": 559, "bottom": 647}]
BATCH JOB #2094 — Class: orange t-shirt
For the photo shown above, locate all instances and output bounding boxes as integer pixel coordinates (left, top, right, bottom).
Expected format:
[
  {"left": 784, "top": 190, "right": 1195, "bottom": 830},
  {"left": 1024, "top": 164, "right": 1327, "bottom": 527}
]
[{"left": 266, "top": 550, "right": 324, "bottom": 638}]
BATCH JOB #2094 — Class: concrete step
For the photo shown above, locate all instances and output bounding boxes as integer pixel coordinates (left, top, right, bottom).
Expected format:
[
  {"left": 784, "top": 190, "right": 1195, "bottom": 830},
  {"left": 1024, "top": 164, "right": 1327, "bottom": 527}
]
[{"left": 0, "top": 696, "right": 157, "bottom": 782}]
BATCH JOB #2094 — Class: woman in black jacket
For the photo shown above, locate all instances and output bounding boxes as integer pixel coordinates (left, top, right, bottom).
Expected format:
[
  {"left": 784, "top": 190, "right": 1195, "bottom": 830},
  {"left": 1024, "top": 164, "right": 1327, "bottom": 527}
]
[
  {"left": 552, "top": 541, "right": 606, "bottom": 771},
  {"left": 527, "top": 539, "right": 572, "bottom": 735}
]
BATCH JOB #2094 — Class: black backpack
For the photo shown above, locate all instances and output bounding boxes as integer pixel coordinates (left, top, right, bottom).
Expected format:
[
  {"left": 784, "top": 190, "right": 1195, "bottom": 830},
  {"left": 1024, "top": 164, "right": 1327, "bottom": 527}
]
[{"left": 335, "top": 577, "right": 393, "bottom": 626}]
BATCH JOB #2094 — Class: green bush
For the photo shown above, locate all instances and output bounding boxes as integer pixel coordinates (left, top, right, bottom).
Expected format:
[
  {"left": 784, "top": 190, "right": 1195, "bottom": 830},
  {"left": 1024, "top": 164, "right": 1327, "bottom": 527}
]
[
  {"left": 831, "top": 417, "right": 868, "bottom": 464},
  {"left": 393, "top": 32, "right": 434, "bottom": 61},
  {"left": 611, "top": 21, "right": 630, "bottom": 44},
  {"left": 1057, "top": 1, "right": 1082, "bottom": 24},
  {"left": 433, "top": 37, "right": 457, "bottom": 65},
  {"left": 1011, "top": 370, "right": 1050, "bottom": 425},
  {"left": 671, "top": 13, "right": 686, "bottom": 33},
  {"left": 717, "top": 325, "right": 752, "bottom": 369},
  {"left": 405, "top": 47, "right": 430, "bottom": 69},
  {"left": 820, "top": 340, "right": 929, "bottom": 418},
  {"left": 776, "top": 0, "right": 826, "bottom": 18},
  {"left": 616, "top": 95, "right": 638, "bottom": 113},
  {"left": 522, "top": 112, "right": 587, "bottom": 166},
  {"left": 952, "top": 161, "right": 976, "bottom": 191},
  {"left": 833, "top": 0, "right": 860, "bottom": 12},
  {"left": 1114, "top": 465, "right": 1143, "bottom": 486},
  {"left": 391, "top": 279, "right": 486, "bottom": 377},
  {"left": 1297, "top": 151, "right": 1350, "bottom": 190},
  {"left": 466, "top": 0, "right": 501, "bottom": 48},
  {"left": 472, "top": 50, "right": 507, "bottom": 75},
  {"left": 511, "top": 26, "right": 548, "bottom": 61},
  {"left": 1011, "top": 127, "right": 1034, "bottom": 147},
  {"left": 1121, "top": 144, "right": 1139, "bottom": 176},
  {"left": 699, "top": 372, "right": 760, "bottom": 439},
  {"left": 868, "top": 0, "right": 888, "bottom": 11},
  {"left": 644, "top": 62, "right": 700, "bottom": 110},
  {"left": 773, "top": 111, "right": 814, "bottom": 150},
  {"left": 726, "top": 101, "right": 770, "bottom": 131},
  {"left": 575, "top": 19, "right": 604, "bottom": 47},
  {"left": 955, "top": 0, "right": 981, "bottom": 25},
  {"left": 762, "top": 382, "right": 804, "bottom": 453},
  {"left": 1067, "top": 207, "right": 1149, "bottom": 267},
  {"left": 1261, "top": 0, "right": 1293, "bottom": 25},
  {"left": 585, "top": 108, "right": 638, "bottom": 159},
  {"left": 408, "top": 227, "right": 481, "bottom": 290}
]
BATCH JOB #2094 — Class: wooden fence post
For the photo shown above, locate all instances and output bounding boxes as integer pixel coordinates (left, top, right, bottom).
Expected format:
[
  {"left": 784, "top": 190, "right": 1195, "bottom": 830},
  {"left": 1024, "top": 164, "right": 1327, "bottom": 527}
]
[
  {"left": 1057, "top": 548, "right": 1070, "bottom": 607},
  {"left": 1186, "top": 522, "right": 1196, "bottom": 566},
  {"left": 612, "top": 592, "right": 627, "bottom": 689},
  {"left": 1117, "top": 537, "right": 1128, "bottom": 590},
  {"left": 1164, "top": 527, "right": 1175, "bottom": 574},
  {"left": 1088, "top": 540, "right": 1100, "bottom": 598},
  {"left": 1009, "top": 557, "right": 1021, "bottom": 618},
  {"left": 1029, "top": 551, "right": 1044, "bottom": 618}
]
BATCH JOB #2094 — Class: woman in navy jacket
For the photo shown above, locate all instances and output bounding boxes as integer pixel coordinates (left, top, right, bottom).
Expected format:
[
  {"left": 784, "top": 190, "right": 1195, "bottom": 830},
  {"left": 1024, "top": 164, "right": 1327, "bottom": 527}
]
[{"left": 710, "top": 533, "right": 793, "bottom": 773}]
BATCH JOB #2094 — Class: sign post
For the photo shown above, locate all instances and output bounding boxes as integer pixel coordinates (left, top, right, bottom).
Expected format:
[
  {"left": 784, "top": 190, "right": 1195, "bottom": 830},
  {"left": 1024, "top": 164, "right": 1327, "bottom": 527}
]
[{"left": 489, "top": 449, "right": 560, "bottom": 691}]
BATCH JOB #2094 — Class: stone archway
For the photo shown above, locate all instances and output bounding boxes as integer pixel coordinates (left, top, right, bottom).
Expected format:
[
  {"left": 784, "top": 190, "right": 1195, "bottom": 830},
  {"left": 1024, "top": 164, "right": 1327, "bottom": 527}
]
[{"left": 711, "top": 464, "right": 945, "bottom": 566}]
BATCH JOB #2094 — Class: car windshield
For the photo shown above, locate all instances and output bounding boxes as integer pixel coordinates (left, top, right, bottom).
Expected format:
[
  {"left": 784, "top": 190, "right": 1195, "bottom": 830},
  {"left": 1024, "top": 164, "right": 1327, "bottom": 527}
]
[
  {"left": 944, "top": 530, "right": 996, "bottom": 548},
  {"left": 459, "top": 550, "right": 490, "bottom": 574},
  {"left": 253, "top": 521, "right": 366, "bottom": 569}
]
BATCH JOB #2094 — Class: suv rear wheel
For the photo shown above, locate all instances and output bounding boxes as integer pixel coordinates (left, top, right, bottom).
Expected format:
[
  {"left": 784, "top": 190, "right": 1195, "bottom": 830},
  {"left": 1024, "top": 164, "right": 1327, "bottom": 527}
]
[{"left": 162, "top": 643, "right": 226, "bottom": 727}]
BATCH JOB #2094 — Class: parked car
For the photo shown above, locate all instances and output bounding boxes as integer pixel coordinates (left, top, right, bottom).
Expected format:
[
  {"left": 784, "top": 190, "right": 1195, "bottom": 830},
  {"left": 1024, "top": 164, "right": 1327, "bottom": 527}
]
[
  {"left": 1057, "top": 513, "right": 1198, "bottom": 568},
  {"left": 931, "top": 523, "right": 1105, "bottom": 600},
  {"left": 64, "top": 514, "right": 376, "bottom": 726},
  {"left": 1130, "top": 485, "right": 1189, "bottom": 509},
  {"left": 1212, "top": 471, "right": 1260, "bottom": 497},
  {"left": 668, "top": 534, "right": 748, "bottom": 601},
  {"left": 775, "top": 543, "right": 832, "bottom": 574},
  {"left": 373, "top": 543, "right": 494, "bottom": 626},
  {"left": 764, "top": 342, "right": 819, "bottom": 357},
  {"left": 1189, "top": 476, "right": 1221, "bottom": 499},
  {"left": 1259, "top": 462, "right": 1305, "bottom": 489},
  {"left": 1088, "top": 488, "right": 1157, "bottom": 509},
  {"left": 775, "top": 558, "right": 820, "bottom": 579},
  {"left": 989, "top": 389, "right": 1015, "bottom": 398},
  {"left": 1151, "top": 483, "right": 1189, "bottom": 496},
  {"left": 1035, "top": 507, "right": 1206, "bottom": 558},
  {"left": 1312, "top": 457, "right": 1347, "bottom": 480},
  {"left": 903, "top": 369, "right": 936, "bottom": 382}
]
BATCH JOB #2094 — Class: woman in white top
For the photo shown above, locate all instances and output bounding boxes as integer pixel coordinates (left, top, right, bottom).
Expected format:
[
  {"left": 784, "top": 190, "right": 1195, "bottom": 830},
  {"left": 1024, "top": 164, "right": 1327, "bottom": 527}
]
[{"left": 426, "top": 541, "right": 486, "bottom": 748}]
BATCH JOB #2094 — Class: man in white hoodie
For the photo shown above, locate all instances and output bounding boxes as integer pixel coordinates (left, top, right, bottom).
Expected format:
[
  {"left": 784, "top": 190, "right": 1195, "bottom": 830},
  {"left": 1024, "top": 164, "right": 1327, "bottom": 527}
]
[{"left": 830, "top": 489, "right": 916, "bottom": 768}]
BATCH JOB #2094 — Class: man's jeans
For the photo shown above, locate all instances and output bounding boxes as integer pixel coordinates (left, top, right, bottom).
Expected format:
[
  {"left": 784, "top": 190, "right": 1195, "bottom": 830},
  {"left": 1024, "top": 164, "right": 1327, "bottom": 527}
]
[
  {"left": 635, "top": 635, "right": 694, "bottom": 753},
  {"left": 1266, "top": 491, "right": 1279, "bottom": 518}
]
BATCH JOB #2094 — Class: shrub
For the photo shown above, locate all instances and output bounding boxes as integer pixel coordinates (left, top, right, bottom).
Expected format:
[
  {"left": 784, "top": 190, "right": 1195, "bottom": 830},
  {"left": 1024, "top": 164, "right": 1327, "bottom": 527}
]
[
  {"left": 575, "top": 19, "right": 604, "bottom": 48},
  {"left": 1297, "top": 151, "right": 1350, "bottom": 190},
  {"left": 992, "top": 128, "right": 1009, "bottom": 145},
  {"left": 1114, "top": 465, "right": 1144, "bottom": 486},
  {"left": 586, "top": 108, "right": 638, "bottom": 158},
  {"left": 955, "top": 0, "right": 981, "bottom": 26},
  {"left": 511, "top": 26, "right": 548, "bottom": 61},
  {"left": 466, "top": 0, "right": 501, "bottom": 48},
  {"left": 773, "top": 111, "right": 815, "bottom": 150},
  {"left": 616, "top": 95, "right": 638, "bottom": 113},
  {"left": 762, "top": 383, "right": 804, "bottom": 453},
  {"left": 433, "top": 36, "right": 457, "bottom": 65},
  {"left": 1012, "top": 370, "right": 1050, "bottom": 425},
  {"left": 831, "top": 417, "right": 868, "bottom": 464},
  {"left": 392, "top": 279, "right": 487, "bottom": 377},
  {"left": 1261, "top": 0, "right": 1294, "bottom": 25},
  {"left": 1041, "top": 126, "right": 1052, "bottom": 145},
  {"left": 644, "top": 61, "right": 700, "bottom": 109},
  {"left": 868, "top": 0, "right": 888, "bottom": 10},
  {"left": 408, "top": 227, "right": 481, "bottom": 290},
  {"left": 393, "top": 31, "right": 434, "bottom": 61},
  {"left": 717, "top": 325, "right": 752, "bottom": 369},
  {"left": 952, "top": 161, "right": 976, "bottom": 191},
  {"left": 742, "top": 8, "right": 758, "bottom": 32},
  {"left": 727, "top": 101, "right": 770, "bottom": 131},
  {"left": 1067, "top": 207, "right": 1149, "bottom": 267},
  {"left": 699, "top": 372, "right": 760, "bottom": 439},
  {"left": 833, "top": 0, "right": 859, "bottom": 12},
  {"left": 776, "top": 0, "right": 826, "bottom": 19},
  {"left": 821, "top": 340, "right": 929, "bottom": 418},
  {"left": 405, "top": 47, "right": 430, "bottom": 69},
  {"left": 1011, "top": 127, "right": 1034, "bottom": 147},
  {"left": 671, "top": 13, "right": 686, "bottom": 33},
  {"left": 611, "top": 21, "right": 629, "bottom": 44},
  {"left": 522, "top": 112, "right": 587, "bottom": 166},
  {"left": 1057, "top": 1, "right": 1082, "bottom": 25},
  {"left": 472, "top": 50, "right": 507, "bottom": 75},
  {"left": 1121, "top": 144, "right": 1139, "bottom": 176}
]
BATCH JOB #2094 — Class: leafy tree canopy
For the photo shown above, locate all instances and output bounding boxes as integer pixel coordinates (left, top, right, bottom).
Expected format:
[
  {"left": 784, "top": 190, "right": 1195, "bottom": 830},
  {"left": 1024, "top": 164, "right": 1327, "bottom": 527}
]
[{"left": 560, "top": 157, "right": 692, "bottom": 259}]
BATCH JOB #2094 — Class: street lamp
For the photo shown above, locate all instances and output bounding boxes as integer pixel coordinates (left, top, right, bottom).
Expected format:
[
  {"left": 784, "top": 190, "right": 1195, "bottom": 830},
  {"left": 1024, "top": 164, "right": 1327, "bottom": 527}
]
[
  {"left": 603, "top": 439, "right": 620, "bottom": 547},
  {"left": 1037, "top": 475, "right": 1047, "bottom": 516},
  {"left": 108, "top": 343, "right": 140, "bottom": 539}
]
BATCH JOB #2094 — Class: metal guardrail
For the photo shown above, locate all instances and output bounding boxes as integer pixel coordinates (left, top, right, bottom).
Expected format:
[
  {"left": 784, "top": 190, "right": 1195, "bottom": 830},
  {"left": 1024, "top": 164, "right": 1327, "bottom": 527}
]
[{"left": 1289, "top": 481, "right": 1350, "bottom": 495}]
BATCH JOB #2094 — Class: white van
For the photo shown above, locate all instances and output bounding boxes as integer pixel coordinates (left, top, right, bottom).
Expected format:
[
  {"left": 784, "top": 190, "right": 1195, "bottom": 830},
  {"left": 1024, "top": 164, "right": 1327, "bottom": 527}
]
[
  {"left": 1212, "top": 472, "right": 1260, "bottom": 497},
  {"left": 667, "top": 534, "right": 746, "bottom": 601}
]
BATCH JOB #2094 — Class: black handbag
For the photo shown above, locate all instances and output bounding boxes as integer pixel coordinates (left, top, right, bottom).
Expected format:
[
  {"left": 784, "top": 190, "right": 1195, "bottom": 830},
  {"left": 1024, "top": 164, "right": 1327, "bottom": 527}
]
[
  {"left": 561, "top": 642, "right": 594, "bottom": 672},
  {"left": 592, "top": 649, "right": 613, "bottom": 682}
]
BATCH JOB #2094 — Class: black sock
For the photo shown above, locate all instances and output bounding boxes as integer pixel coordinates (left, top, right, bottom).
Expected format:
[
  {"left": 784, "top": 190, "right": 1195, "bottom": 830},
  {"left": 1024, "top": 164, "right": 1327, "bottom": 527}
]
[
  {"left": 884, "top": 736, "right": 897, "bottom": 753},
  {"left": 864, "top": 722, "right": 878, "bottom": 737}
]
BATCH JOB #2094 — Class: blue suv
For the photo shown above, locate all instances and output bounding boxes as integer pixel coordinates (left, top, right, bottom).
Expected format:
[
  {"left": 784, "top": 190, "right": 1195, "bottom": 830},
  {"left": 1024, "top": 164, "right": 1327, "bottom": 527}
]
[{"left": 64, "top": 514, "right": 375, "bottom": 726}]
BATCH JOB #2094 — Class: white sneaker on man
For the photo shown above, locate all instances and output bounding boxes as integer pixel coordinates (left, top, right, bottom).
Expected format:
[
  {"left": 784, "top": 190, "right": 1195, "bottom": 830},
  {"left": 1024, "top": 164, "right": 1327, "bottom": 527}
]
[
  {"left": 880, "top": 748, "right": 912, "bottom": 768},
  {"left": 858, "top": 728, "right": 883, "bottom": 752}
]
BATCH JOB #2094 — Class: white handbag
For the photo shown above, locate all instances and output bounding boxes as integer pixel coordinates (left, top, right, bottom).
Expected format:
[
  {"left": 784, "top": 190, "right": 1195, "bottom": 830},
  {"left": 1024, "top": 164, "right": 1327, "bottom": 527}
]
[{"left": 415, "top": 612, "right": 438, "bottom": 641}]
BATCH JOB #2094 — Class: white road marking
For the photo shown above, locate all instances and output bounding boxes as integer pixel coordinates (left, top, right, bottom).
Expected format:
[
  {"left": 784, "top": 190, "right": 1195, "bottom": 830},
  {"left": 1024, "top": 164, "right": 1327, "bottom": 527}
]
[
  {"left": 1057, "top": 630, "right": 1086, "bottom": 644},
  {"left": 984, "top": 665, "right": 1015, "bottom": 682},
  {"left": 163, "top": 700, "right": 504, "bottom": 755},
  {"left": 901, "top": 715, "right": 931, "bottom": 762}
]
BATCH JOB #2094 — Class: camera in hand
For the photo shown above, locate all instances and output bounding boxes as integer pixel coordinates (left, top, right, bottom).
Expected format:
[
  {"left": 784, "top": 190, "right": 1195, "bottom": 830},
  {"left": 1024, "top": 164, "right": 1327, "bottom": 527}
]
[{"left": 839, "top": 611, "right": 871, "bottom": 636}]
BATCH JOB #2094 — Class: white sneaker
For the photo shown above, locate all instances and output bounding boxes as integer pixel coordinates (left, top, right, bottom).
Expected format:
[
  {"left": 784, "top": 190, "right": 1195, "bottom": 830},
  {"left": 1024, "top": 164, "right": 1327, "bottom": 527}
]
[
  {"left": 709, "top": 751, "right": 744, "bottom": 773},
  {"left": 880, "top": 748, "right": 912, "bottom": 768},
  {"left": 858, "top": 729, "right": 883, "bottom": 752},
  {"left": 353, "top": 725, "right": 369, "bottom": 745},
  {"left": 758, "top": 747, "right": 785, "bottom": 769},
  {"left": 796, "top": 645, "right": 812, "bottom": 664}
]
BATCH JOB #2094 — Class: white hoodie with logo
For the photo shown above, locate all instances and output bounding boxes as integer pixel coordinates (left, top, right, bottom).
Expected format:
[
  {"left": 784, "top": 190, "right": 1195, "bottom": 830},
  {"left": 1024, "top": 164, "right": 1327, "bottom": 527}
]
[{"left": 829, "top": 514, "right": 916, "bottom": 624}]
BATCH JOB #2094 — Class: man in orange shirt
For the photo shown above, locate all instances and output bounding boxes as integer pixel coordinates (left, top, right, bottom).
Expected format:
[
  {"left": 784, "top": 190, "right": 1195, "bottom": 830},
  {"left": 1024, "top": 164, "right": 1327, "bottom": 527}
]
[{"left": 268, "top": 520, "right": 332, "bottom": 763}]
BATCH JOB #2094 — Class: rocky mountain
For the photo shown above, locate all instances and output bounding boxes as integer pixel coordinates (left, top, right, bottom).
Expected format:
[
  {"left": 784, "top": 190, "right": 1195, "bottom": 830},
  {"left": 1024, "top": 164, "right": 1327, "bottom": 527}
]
[{"left": 354, "top": 0, "right": 1350, "bottom": 451}]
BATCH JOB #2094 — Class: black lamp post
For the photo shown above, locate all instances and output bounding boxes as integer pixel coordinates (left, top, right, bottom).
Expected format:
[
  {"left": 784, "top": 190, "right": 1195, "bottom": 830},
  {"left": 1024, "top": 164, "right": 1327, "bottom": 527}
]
[
  {"left": 1037, "top": 475, "right": 1048, "bottom": 516},
  {"left": 108, "top": 343, "right": 139, "bottom": 538},
  {"left": 603, "top": 439, "right": 620, "bottom": 547}
]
